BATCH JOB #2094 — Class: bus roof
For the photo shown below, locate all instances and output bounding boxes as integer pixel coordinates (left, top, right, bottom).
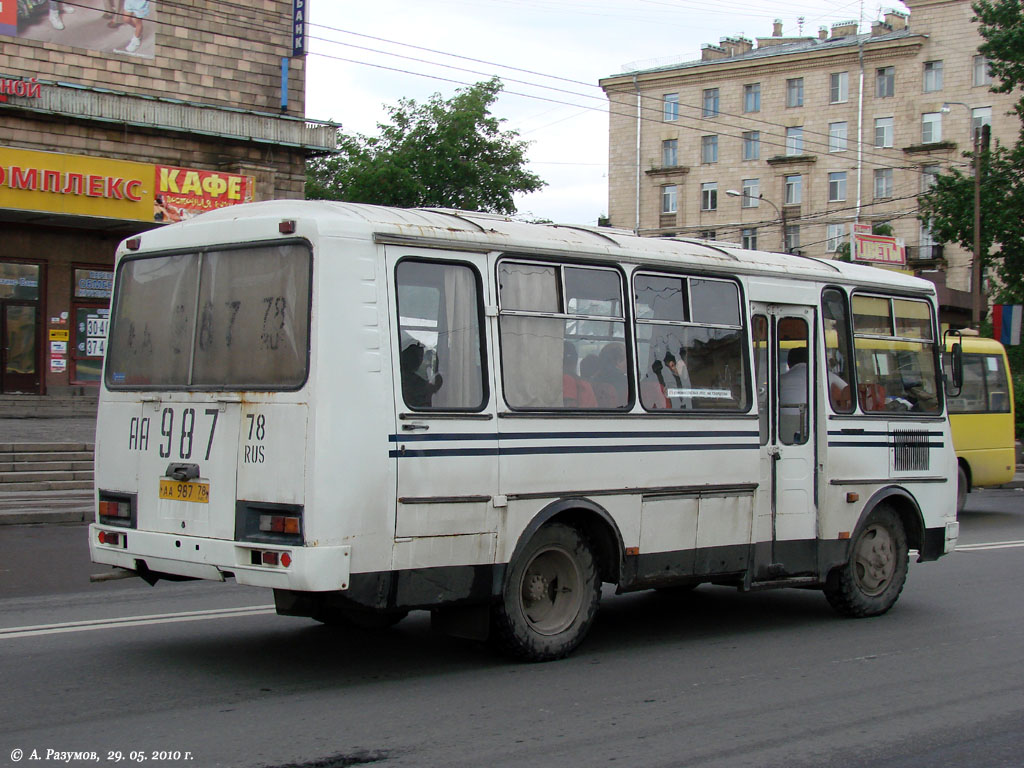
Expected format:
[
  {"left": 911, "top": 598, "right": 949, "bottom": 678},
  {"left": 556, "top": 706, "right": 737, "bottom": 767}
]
[
  {"left": 945, "top": 335, "right": 1007, "bottom": 354},
  {"left": 131, "top": 200, "right": 935, "bottom": 295}
]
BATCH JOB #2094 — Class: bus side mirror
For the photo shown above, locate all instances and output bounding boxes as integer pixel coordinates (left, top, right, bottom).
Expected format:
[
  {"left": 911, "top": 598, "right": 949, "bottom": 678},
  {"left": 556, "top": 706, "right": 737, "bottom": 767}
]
[
  {"left": 943, "top": 329, "right": 963, "bottom": 398},
  {"left": 950, "top": 342, "right": 963, "bottom": 391}
]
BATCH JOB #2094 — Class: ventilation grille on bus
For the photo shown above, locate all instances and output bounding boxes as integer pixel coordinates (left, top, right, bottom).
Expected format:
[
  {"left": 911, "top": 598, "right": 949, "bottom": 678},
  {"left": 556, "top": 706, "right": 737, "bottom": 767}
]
[{"left": 891, "top": 429, "right": 931, "bottom": 472}]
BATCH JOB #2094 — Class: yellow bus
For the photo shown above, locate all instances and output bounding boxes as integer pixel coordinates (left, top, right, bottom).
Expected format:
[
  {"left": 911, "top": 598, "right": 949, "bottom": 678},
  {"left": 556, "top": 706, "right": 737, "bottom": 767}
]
[{"left": 945, "top": 335, "right": 1016, "bottom": 513}]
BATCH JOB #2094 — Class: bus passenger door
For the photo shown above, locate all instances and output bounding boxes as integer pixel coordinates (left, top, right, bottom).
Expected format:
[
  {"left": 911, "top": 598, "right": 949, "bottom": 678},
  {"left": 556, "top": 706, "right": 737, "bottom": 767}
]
[
  {"left": 385, "top": 248, "right": 500, "bottom": 571},
  {"left": 751, "top": 303, "right": 817, "bottom": 580}
]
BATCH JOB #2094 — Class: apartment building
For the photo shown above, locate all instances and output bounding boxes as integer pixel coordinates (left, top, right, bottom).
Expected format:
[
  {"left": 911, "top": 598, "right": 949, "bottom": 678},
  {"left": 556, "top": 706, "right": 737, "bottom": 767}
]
[
  {"left": 600, "top": 0, "right": 1014, "bottom": 323},
  {"left": 0, "top": 0, "right": 335, "bottom": 400}
]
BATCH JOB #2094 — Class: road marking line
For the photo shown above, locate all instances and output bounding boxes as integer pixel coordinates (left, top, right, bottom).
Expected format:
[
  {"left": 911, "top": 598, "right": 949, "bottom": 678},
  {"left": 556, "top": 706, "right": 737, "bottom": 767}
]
[
  {"left": 0, "top": 605, "right": 276, "bottom": 639},
  {"left": 956, "top": 539, "right": 1024, "bottom": 552}
]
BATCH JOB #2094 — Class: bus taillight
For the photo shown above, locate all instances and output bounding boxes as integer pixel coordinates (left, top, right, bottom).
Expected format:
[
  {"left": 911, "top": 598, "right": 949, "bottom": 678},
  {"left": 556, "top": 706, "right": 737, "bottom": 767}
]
[
  {"left": 259, "top": 514, "right": 301, "bottom": 535},
  {"left": 97, "top": 530, "right": 124, "bottom": 547},
  {"left": 98, "top": 492, "right": 135, "bottom": 528}
]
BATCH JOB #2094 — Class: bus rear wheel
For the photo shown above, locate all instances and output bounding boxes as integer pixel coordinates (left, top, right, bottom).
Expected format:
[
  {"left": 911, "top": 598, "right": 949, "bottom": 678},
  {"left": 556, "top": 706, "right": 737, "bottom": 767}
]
[
  {"left": 491, "top": 522, "right": 601, "bottom": 662},
  {"left": 824, "top": 505, "right": 908, "bottom": 618}
]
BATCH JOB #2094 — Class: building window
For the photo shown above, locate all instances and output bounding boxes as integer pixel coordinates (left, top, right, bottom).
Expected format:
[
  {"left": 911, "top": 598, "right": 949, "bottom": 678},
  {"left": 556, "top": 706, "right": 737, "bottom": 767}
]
[
  {"left": 876, "top": 67, "right": 895, "bottom": 98},
  {"left": 874, "top": 117, "right": 894, "bottom": 148},
  {"left": 826, "top": 223, "right": 846, "bottom": 253},
  {"left": 701, "top": 135, "right": 718, "bottom": 164},
  {"left": 830, "top": 72, "right": 848, "bottom": 104},
  {"left": 921, "top": 164, "right": 940, "bottom": 193},
  {"left": 662, "top": 139, "right": 678, "bottom": 167},
  {"left": 699, "top": 230, "right": 717, "bottom": 240},
  {"left": 923, "top": 60, "right": 944, "bottom": 92},
  {"left": 663, "top": 93, "right": 679, "bottom": 121},
  {"left": 972, "top": 106, "right": 992, "bottom": 140},
  {"left": 703, "top": 88, "right": 719, "bottom": 117},
  {"left": 922, "top": 112, "right": 942, "bottom": 143},
  {"left": 742, "top": 131, "right": 760, "bottom": 160},
  {"left": 828, "top": 172, "right": 847, "bottom": 202},
  {"left": 786, "top": 77, "right": 804, "bottom": 107},
  {"left": 920, "top": 223, "right": 938, "bottom": 258},
  {"left": 701, "top": 182, "right": 718, "bottom": 211},
  {"left": 785, "top": 126, "right": 803, "bottom": 156},
  {"left": 974, "top": 55, "right": 992, "bottom": 87},
  {"left": 829, "top": 121, "right": 848, "bottom": 152},
  {"left": 742, "top": 228, "right": 758, "bottom": 250},
  {"left": 741, "top": 178, "right": 760, "bottom": 207},
  {"left": 784, "top": 174, "right": 802, "bottom": 205},
  {"left": 785, "top": 224, "right": 800, "bottom": 253},
  {"left": 661, "top": 184, "right": 678, "bottom": 214},
  {"left": 744, "top": 83, "right": 761, "bottom": 113},
  {"left": 874, "top": 168, "right": 894, "bottom": 198}
]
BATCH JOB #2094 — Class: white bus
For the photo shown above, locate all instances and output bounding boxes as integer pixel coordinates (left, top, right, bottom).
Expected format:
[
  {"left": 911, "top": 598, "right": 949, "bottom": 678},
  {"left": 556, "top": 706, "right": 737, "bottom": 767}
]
[{"left": 90, "top": 201, "right": 960, "bottom": 661}]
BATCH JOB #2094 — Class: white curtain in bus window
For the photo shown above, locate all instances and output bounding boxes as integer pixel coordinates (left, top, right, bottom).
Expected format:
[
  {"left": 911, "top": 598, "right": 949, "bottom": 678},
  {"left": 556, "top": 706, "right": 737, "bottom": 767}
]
[
  {"left": 498, "top": 262, "right": 563, "bottom": 408},
  {"left": 191, "top": 245, "right": 310, "bottom": 387},
  {"left": 106, "top": 254, "right": 198, "bottom": 387},
  {"left": 396, "top": 260, "right": 483, "bottom": 410}
]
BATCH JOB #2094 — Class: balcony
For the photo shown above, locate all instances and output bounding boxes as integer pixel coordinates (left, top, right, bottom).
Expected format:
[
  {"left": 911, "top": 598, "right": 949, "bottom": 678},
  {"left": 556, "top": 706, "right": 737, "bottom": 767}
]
[{"left": 906, "top": 244, "right": 945, "bottom": 267}]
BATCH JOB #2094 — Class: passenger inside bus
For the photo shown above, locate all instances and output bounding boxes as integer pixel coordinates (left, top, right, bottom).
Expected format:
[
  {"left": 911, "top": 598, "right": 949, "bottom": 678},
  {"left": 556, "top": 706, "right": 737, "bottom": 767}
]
[
  {"left": 400, "top": 342, "right": 443, "bottom": 407},
  {"left": 563, "top": 342, "right": 598, "bottom": 408},
  {"left": 593, "top": 342, "right": 628, "bottom": 407}
]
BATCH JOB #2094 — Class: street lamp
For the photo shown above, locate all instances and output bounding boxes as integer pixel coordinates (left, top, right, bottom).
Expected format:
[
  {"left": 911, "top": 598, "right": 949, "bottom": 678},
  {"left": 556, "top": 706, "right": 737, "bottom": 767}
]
[
  {"left": 726, "top": 189, "right": 787, "bottom": 253},
  {"left": 941, "top": 101, "right": 988, "bottom": 327}
]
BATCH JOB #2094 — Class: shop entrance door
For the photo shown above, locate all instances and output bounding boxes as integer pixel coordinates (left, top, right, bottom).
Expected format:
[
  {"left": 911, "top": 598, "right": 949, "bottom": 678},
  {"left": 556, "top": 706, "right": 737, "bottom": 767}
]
[{"left": 1, "top": 301, "right": 41, "bottom": 393}]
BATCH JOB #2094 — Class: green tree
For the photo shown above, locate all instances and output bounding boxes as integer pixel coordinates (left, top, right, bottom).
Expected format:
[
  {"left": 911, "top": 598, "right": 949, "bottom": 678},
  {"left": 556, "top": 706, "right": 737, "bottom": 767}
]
[
  {"left": 306, "top": 78, "right": 545, "bottom": 215},
  {"left": 917, "top": 0, "right": 1024, "bottom": 304}
]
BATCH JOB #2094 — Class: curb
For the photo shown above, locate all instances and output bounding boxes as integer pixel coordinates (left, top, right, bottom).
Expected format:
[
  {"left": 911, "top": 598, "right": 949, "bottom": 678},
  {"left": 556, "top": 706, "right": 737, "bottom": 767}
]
[{"left": 0, "top": 508, "right": 91, "bottom": 525}]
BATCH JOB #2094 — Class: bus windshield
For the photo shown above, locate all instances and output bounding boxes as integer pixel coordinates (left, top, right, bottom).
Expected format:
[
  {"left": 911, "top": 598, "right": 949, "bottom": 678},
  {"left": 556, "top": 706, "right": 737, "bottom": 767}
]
[{"left": 104, "top": 242, "right": 311, "bottom": 390}]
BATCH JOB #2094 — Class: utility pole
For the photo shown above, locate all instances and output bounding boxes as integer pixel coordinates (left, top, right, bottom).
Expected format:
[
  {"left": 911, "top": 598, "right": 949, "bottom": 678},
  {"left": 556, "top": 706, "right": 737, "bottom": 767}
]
[{"left": 972, "top": 123, "right": 990, "bottom": 327}]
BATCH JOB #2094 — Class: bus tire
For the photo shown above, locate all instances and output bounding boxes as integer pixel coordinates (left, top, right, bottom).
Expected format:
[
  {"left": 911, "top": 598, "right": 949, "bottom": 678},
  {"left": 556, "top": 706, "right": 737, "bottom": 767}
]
[
  {"left": 956, "top": 465, "right": 968, "bottom": 515},
  {"left": 823, "top": 505, "right": 908, "bottom": 618},
  {"left": 491, "top": 522, "right": 600, "bottom": 662}
]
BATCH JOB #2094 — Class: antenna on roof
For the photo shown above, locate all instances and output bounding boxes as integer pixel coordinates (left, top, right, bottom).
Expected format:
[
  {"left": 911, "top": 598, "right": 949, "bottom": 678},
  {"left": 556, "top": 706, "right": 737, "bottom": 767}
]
[{"left": 798, "top": 16, "right": 805, "bottom": 34}]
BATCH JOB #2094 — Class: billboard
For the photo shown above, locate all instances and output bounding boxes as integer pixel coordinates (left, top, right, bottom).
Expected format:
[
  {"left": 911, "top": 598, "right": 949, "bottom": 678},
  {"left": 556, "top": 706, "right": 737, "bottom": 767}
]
[
  {"left": 0, "top": 146, "right": 253, "bottom": 223},
  {"left": 0, "top": 0, "right": 157, "bottom": 59}
]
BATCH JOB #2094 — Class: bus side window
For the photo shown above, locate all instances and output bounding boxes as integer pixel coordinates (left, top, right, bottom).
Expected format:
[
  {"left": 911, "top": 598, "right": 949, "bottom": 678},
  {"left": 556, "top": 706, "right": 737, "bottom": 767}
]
[
  {"left": 499, "top": 261, "right": 628, "bottom": 410},
  {"left": 822, "top": 288, "right": 854, "bottom": 414},
  {"left": 395, "top": 260, "right": 485, "bottom": 411}
]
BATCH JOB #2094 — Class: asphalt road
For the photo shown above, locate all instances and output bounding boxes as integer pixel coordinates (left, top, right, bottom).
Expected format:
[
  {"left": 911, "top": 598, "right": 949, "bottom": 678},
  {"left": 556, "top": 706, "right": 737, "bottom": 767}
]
[{"left": 1, "top": 488, "right": 1022, "bottom": 768}]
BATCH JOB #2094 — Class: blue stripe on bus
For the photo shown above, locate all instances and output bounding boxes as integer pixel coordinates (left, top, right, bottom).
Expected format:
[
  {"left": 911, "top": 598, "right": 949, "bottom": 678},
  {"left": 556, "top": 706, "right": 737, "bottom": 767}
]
[
  {"left": 389, "top": 429, "right": 760, "bottom": 443},
  {"left": 389, "top": 442, "right": 759, "bottom": 459},
  {"left": 827, "top": 441, "right": 946, "bottom": 449}
]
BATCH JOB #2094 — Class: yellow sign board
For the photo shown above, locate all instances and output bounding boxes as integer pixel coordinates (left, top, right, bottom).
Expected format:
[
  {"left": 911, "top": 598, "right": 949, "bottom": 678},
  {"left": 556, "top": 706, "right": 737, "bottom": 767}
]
[
  {"left": 0, "top": 146, "right": 154, "bottom": 221},
  {"left": 49, "top": 329, "right": 70, "bottom": 341},
  {"left": 0, "top": 146, "right": 254, "bottom": 224}
]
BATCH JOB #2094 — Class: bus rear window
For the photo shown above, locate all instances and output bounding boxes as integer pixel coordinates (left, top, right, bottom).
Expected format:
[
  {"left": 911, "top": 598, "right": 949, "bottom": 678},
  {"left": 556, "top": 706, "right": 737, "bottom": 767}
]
[{"left": 105, "top": 243, "right": 311, "bottom": 390}]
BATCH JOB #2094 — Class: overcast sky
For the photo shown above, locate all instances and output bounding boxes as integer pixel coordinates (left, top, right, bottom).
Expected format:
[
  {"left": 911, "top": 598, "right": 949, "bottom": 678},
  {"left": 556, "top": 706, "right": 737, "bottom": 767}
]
[{"left": 304, "top": 0, "right": 910, "bottom": 226}]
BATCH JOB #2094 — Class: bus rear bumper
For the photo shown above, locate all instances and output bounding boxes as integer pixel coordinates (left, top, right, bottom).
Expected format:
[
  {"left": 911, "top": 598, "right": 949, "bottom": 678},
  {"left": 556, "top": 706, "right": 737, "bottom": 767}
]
[{"left": 88, "top": 524, "right": 351, "bottom": 592}]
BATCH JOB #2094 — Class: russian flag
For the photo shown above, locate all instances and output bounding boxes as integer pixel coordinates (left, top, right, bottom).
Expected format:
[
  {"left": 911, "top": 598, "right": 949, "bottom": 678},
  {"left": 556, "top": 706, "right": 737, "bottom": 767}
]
[{"left": 992, "top": 304, "right": 1022, "bottom": 346}]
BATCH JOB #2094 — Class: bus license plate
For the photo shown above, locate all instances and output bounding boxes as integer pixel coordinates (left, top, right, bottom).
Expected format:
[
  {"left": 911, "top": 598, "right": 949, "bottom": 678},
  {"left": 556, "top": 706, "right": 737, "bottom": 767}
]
[{"left": 159, "top": 478, "right": 210, "bottom": 503}]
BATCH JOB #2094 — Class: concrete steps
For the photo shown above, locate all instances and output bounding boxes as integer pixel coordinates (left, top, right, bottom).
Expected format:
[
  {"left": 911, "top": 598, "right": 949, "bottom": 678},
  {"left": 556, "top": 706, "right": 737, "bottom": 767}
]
[
  {"left": 0, "top": 442, "right": 94, "bottom": 522},
  {"left": 0, "top": 393, "right": 98, "bottom": 419}
]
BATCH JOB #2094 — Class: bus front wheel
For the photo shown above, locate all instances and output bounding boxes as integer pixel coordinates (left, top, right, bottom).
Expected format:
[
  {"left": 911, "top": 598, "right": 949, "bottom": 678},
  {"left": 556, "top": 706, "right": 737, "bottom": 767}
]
[
  {"left": 491, "top": 522, "right": 601, "bottom": 662},
  {"left": 823, "top": 505, "right": 908, "bottom": 618}
]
